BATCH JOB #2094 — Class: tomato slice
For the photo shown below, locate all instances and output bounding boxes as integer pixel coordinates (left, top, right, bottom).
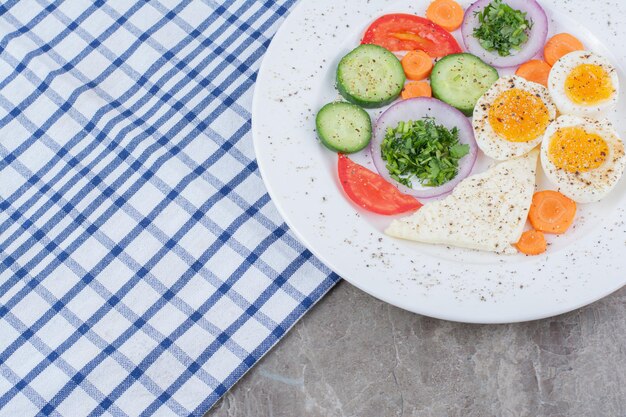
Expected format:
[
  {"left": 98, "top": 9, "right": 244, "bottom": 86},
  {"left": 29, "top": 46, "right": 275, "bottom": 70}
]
[
  {"left": 361, "top": 14, "right": 462, "bottom": 57},
  {"left": 337, "top": 154, "right": 422, "bottom": 215}
]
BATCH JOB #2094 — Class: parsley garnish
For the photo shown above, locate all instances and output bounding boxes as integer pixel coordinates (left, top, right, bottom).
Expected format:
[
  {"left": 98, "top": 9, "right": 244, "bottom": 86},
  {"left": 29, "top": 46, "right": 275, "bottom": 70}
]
[
  {"left": 381, "top": 119, "right": 469, "bottom": 188},
  {"left": 473, "top": 0, "right": 532, "bottom": 57}
]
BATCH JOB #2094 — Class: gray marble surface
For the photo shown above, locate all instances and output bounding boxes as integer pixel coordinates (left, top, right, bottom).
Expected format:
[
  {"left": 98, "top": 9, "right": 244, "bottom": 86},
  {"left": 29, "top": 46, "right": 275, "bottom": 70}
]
[{"left": 208, "top": 281, "right": 626, "bottom": 417}]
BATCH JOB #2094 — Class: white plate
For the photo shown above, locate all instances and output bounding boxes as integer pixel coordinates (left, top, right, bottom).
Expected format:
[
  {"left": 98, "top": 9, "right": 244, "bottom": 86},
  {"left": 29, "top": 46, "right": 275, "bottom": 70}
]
[{"left": 252, "top": 0, "right": 626, "bottom": 323}]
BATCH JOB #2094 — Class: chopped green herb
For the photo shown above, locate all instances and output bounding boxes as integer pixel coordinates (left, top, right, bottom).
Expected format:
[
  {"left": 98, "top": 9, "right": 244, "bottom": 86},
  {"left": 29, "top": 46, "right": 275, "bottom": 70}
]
[
  {"left": 381, "top": 118, "right": 469, "bottom": 188},
  {"left": 473, "top": 0, "right": 532, "bottom": 57}
]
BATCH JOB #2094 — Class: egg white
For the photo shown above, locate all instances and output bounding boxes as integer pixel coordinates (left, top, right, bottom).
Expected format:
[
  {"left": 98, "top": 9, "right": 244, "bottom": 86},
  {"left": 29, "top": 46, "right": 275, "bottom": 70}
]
[
  {"left": 541, "top": 115, "right": 626, "bottom": 203},
  {"left": 473, "top": 75, "right": 557, "bottom": 161},
  {"left": 548, "top": 50, "right": 619, "bottom": 118}
]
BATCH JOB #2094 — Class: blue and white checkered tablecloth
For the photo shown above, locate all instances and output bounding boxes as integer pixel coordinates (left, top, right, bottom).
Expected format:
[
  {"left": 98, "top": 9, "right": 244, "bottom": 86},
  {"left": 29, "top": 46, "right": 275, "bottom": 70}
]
[{"left": 0, "top": 1, "right": 340, "bottom": 415}]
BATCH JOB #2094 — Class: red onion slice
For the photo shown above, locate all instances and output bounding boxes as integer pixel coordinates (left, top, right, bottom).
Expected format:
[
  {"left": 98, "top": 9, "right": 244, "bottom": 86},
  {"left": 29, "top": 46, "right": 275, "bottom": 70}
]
[
  {"left": 370, "top": 98, "right": 477, "bottom": 199},
  {"left": 461, "top": 0, "right": 548, "bottom": 68}
]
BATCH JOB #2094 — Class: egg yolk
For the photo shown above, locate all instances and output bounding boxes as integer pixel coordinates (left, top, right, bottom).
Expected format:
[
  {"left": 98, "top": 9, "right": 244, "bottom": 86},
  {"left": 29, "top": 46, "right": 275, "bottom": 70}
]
[
  {"left": 548, "top": 126, "right": 608, "bottom": 173},
  {"left": 488, "top": 89, "right": 550, "bottom": 142},
  {"left": 564, "top": 64, "right": 613, "bottom": 105}
]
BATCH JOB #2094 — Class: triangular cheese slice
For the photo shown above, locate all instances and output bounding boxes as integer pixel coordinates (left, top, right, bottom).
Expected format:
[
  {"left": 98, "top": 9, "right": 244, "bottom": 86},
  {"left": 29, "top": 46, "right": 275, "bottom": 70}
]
[{"left": 385, "top": 149, "right": 539, "bottom": 254}]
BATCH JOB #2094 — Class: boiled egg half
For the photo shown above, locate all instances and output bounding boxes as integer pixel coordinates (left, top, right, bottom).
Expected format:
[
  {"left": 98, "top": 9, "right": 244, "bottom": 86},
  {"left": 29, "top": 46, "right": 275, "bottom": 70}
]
[
  {"left": 541, "top": 115, "right": 625, "bottom": 203},
  {"left": 548, "top": 50, "right": 619, "bottom": 118},
  {"left": 474, "top": 75, "right": 557, "bottom": 160}
]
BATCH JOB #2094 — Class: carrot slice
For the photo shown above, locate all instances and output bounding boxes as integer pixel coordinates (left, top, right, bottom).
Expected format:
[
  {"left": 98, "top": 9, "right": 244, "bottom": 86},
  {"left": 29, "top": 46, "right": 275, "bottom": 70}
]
[
  {"left": 528, "top": 190, "right": 576, "bottom": 234},
  {"left": 401, "top": 50, "right": 433, "bottom": 80},
  {"left": 544, "top": 33, "right": 584, "bottom": 66},
  {"left": 426, "top": 0, "right": 464, "bottom": 32},
  {"left": 516, "top": 230, "right": 547, "bottom": 255},
  {"left": 401, "top": 81, "right": 432, "bottom": 99},
  {"left": 515, "top": 59, "right": 552, "bottom": 87}
]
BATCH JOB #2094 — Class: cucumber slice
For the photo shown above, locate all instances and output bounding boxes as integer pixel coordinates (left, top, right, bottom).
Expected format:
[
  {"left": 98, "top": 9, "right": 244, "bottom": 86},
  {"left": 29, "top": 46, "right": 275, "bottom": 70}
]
[
  {"left": 337, "top": 44, "right": 405, "bottom": 108},
  {"left": 315, "top": 102, "right": 372, "bottom": 153},
  {"left": 431, "top": 53, "right": 499, "bottom": 116}
]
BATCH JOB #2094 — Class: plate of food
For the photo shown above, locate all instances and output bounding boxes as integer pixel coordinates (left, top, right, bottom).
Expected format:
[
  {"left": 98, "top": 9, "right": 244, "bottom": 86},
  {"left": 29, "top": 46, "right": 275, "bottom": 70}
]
[{"left": 252, "top": 0, "right": 626, "bottom": 323}]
